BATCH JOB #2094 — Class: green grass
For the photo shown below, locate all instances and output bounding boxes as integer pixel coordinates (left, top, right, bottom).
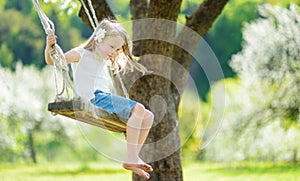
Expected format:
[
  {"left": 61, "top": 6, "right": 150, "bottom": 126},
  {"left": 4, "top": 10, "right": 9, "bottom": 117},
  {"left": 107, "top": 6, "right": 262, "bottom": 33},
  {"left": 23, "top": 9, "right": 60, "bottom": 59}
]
[
  {"left": 1, "top": 161, "right": 300, "bottom": 181},
  {"left": 0, "top": 162, "right": 130, "bottom": 181},
  {"left": 184, "top": 162, "right": 300, "bottom": 181}
]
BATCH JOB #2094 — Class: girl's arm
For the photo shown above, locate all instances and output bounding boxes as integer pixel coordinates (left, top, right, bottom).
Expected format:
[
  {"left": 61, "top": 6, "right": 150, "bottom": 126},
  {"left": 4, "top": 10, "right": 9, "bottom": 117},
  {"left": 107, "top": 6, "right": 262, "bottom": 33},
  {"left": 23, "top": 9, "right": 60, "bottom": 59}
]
[
  {"left": 65, "top": 49, "right": 80, "bottom": 64},
  {"left": 44, "top": 34, "right": 57, "bottom": 65},
  {"left": 45, "top": 34, "right": 80, "bottom": 65}
]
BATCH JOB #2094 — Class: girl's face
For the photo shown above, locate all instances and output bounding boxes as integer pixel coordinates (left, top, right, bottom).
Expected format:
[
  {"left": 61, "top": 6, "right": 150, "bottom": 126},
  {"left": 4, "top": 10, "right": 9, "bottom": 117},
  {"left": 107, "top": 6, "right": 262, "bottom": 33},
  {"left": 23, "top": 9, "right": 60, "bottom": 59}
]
[{"left": 96, "top": 36, "right": 124, "bottom": 60}]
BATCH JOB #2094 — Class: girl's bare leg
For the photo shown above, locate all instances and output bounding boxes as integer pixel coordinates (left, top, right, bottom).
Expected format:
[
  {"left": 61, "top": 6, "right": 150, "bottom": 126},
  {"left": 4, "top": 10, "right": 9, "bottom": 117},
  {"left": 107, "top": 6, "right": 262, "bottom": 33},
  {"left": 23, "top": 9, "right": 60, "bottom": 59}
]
[
  {"left": 123, "top": 103, "right": 154, "bottom": 179},
  {"left": 137, "top": 110, "right": 154, "bottom": 154}
]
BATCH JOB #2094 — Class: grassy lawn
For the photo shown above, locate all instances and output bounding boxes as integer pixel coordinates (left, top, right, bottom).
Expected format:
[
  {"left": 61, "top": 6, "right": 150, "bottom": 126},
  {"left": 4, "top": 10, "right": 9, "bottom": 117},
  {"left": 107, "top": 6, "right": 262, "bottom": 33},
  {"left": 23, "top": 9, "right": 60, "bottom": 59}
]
[
  {"left": 184, "top": 162, "right": 300, "bottom": 181},
  {"left": 1, "top": 161, "right": 300, "bottom": 181}
]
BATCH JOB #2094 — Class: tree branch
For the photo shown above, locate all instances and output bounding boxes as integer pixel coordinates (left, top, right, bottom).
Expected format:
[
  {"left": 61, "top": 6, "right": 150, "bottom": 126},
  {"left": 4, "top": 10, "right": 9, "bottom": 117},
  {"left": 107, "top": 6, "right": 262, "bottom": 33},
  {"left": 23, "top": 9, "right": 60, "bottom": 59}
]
[
  {"left": 174, "top": 0, "right": 229, "bottom": 69},
  {"left": 186, "top": 0, "right": 229, "bottom": 36},
  {"left": 171, "top": 0, "right": 229, "bottom": 109}
]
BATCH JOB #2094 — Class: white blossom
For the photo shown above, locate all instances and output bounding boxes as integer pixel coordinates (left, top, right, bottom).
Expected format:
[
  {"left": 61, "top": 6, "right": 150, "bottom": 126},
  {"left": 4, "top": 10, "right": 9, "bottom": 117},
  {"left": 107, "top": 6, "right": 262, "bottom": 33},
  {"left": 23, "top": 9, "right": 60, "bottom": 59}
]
[{"left": 95, "top": 28, "right": 106, "bottom": 42}]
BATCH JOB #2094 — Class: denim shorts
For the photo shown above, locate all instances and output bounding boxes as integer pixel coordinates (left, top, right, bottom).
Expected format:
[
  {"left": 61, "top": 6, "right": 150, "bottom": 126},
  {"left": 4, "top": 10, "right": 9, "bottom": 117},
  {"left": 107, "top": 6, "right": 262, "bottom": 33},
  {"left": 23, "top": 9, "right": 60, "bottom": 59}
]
[{"left": 90, "top": 90, "right": 137, "bottom": 120}]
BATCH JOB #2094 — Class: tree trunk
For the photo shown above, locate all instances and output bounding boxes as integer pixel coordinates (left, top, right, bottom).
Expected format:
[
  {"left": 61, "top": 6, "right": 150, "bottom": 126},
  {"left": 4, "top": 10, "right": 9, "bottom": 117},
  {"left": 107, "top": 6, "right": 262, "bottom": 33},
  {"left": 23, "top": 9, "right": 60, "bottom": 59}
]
[
  {"left": 292, "top": 148, "right": 298, "bottom": 163},
  {"left": 128, "top": 1, "right": 183, "bottom": 180},
  {"left": 28, "top": 130, "right": 37, "bottom": 163}
]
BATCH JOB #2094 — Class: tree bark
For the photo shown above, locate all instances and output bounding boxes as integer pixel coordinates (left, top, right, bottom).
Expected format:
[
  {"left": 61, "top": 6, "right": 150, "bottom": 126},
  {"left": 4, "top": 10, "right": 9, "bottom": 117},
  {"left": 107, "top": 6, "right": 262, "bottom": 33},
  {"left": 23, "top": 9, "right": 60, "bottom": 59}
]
[
  {"left": 129, "top": 1, "right": 183, "bottom": 180},
  {"left": 186, "top": 0, "right": 229, "bottom": 37},
  {"left": 129, "top": 0, "right": 148, "bottom": 56}
]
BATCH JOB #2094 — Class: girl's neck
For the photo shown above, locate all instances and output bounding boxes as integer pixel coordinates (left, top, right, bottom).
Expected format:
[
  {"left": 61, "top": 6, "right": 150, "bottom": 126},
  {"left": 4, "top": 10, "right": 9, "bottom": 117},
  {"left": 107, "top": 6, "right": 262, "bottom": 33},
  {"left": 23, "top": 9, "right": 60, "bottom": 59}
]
[
  {"left": 94, "top": 51, "right": 105, "bottom": 60},
  {"left": 86, "top": 47, "right": 105, "bottom": 60}
]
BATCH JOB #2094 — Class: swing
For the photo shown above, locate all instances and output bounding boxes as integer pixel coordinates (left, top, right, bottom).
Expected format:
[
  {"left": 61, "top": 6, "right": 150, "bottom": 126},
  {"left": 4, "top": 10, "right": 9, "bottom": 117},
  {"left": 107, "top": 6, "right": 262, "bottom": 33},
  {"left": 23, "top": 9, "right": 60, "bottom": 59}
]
[{"left": 32, "top": 0, "right": 127, "bottom": 133}]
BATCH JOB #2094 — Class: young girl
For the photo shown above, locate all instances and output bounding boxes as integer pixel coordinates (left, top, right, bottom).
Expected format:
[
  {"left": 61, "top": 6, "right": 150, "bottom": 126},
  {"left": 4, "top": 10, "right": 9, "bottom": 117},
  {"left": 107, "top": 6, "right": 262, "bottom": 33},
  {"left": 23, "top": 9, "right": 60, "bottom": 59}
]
[{"left": 45, "top": 19, "right": 154, "bottom": 180}]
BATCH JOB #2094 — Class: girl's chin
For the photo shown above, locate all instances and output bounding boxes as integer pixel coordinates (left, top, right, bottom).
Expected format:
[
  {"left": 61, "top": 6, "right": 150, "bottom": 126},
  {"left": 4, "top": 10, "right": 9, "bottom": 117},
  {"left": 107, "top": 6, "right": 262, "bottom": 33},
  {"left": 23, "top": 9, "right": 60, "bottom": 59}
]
[
  {"left": 95, "top": 51, "right": 108, "bottom": 59},
  {"left": 102, "top": 54, "right": 109, "bottom": 59}
]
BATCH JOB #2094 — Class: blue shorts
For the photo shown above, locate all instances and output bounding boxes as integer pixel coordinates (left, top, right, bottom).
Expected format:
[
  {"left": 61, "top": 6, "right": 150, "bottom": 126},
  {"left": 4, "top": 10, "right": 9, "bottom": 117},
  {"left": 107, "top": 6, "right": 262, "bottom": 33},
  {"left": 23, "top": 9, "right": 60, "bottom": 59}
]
[{"left": 90, "top": 90, "right": 137, "bottom": 120}]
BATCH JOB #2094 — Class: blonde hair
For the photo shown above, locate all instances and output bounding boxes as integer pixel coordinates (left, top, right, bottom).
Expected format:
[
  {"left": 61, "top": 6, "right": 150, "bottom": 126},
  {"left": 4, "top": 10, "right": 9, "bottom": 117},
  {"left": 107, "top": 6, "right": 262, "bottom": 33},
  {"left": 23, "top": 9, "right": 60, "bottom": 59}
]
[{"left": 82, "top": 18, "right": 147, "bottom": 74}]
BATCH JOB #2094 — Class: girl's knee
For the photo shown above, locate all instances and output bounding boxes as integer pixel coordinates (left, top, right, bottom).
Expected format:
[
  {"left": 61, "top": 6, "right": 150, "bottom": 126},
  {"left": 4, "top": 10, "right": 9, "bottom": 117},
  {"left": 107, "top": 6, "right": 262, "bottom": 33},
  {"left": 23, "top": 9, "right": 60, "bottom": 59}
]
[
  {"left": 145, "top": 110, "right": 154, "bottom": 122},
  {"left": 143, "top": 110, "right": 154, "bottom": 127},
  {"left": 132, "top": 103, "right": 145, "bottom": 116}
]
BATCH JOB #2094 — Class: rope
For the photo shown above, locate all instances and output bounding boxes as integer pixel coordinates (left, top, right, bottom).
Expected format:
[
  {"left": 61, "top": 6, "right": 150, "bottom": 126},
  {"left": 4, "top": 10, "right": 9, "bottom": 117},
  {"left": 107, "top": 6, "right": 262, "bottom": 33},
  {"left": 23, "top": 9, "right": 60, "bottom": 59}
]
[
  {"left": 87, "top": 0, "right": 99, "bottom": 27},
  {"left": 80, "top": 0, "right": 97, "bottom": 30},
  {"left": 32, "top": 0, "right": 77, "bottom": 101},
  {"left": 32, "top": 0, "right": 54, "bottom": 35},
  {"left": 117, "top": 74, "right": 129, "bottom": 99}
]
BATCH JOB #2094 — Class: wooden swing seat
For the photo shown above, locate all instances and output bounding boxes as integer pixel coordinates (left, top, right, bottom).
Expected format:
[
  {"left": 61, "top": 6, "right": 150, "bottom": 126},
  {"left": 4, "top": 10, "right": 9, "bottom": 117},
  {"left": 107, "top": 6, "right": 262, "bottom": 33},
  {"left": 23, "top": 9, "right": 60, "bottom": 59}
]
[{"left": 48, "top": 97, "right": 126, "bottom": 133}]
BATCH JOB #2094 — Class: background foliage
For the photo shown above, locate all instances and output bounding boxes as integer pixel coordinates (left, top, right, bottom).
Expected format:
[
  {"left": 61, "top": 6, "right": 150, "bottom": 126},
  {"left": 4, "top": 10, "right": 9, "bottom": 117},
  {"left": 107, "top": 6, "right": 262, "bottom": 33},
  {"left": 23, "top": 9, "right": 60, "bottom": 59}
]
[{"left": 203, "top": 3, "right": 300, "bottom": 162}]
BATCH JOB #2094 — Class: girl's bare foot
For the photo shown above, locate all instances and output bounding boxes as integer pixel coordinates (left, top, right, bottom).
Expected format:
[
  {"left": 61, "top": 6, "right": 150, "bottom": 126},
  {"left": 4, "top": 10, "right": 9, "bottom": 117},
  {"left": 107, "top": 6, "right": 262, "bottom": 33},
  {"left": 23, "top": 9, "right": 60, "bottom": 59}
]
[
  {"left": 123, "top": 161, "right": 153, "bottom": 172},
  {"left": 123, "top": 163, "right": 151, "bottom": 179},
  {"left": 124, "top": 157, "right": 153, "bottom": 172}
]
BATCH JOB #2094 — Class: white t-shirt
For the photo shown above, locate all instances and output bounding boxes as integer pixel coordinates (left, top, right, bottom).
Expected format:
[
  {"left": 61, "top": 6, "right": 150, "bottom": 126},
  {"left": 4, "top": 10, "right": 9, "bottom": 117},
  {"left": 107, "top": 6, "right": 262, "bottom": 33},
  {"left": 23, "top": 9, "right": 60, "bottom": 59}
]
[{"left": 71, "top": 47, "right": 113, "bottom": 100}]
